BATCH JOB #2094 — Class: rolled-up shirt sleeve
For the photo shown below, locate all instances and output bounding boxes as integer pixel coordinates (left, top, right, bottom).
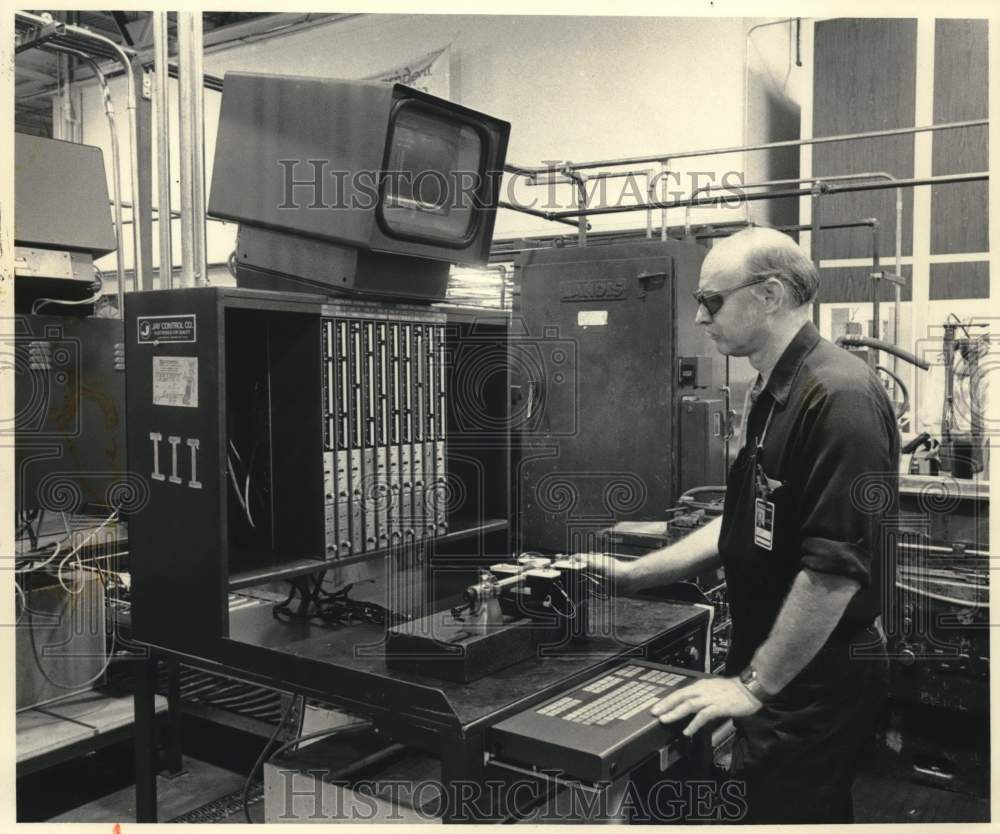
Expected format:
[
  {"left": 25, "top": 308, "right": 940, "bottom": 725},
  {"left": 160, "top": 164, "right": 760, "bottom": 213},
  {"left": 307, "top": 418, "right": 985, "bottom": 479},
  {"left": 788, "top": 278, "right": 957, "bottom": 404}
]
[{"left": 794, "top": 383, "right": 897, "bottom": 588}]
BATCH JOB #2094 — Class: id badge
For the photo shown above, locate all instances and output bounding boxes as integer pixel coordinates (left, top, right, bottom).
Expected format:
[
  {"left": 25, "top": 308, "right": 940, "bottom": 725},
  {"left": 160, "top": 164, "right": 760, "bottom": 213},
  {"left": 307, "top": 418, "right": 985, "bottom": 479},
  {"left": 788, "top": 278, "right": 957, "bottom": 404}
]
[{"left": 754, "top": 497, "right": 775, "bottom": 550}]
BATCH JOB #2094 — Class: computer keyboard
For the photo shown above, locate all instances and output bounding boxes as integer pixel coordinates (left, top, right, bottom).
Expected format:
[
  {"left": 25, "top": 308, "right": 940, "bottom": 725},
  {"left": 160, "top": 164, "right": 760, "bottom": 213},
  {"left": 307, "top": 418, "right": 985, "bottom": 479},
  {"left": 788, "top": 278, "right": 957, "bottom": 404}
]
[
  {"left": 488, "top": 659, "right": 707, "bottom": 782},
  {"left": 538, "top": 665, "right": 689, "bottom": 725}
]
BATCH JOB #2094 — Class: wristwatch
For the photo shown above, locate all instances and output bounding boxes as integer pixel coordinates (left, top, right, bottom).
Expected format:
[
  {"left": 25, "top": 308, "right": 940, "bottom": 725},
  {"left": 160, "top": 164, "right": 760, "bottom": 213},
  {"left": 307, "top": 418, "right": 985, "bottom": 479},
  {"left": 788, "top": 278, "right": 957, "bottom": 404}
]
[{"left": 739, "top": 665, "right": 775, "bottom": 703}]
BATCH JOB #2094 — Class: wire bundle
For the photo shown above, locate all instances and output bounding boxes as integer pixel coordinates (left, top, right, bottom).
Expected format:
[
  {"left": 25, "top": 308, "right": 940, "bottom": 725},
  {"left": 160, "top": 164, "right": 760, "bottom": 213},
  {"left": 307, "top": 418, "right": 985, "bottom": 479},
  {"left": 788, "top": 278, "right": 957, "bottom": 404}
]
[
  {"left": 226, "top": 439, "right": 258, "bottom": 528},
  {"left": 14, "top": 508, "right": 129, "bottom": 705},
  {"left": 271, "top": 574, "right": 408, "bottom": 628}
]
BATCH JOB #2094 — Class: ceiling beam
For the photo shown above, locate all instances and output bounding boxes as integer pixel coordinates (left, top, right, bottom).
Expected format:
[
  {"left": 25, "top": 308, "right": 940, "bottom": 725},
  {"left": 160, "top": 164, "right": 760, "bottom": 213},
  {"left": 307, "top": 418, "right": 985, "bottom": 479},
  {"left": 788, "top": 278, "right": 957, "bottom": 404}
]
[
  {"left": 15, "top": 64, "right": 57, "bottom": 84},
  {"left": 111, "top": 11, "right": 135, "bottom": 45}
]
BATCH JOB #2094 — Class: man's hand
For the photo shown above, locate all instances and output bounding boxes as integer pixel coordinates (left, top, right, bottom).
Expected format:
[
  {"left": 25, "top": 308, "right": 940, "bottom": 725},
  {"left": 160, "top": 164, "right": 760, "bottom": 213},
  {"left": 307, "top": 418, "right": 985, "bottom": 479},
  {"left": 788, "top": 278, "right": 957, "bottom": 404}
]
[
  {"left": 651, "top": 677, "right": 763, "bottom": 737},
  {"left": 576, "top": 552, "right": 640, "bottom": 597}
]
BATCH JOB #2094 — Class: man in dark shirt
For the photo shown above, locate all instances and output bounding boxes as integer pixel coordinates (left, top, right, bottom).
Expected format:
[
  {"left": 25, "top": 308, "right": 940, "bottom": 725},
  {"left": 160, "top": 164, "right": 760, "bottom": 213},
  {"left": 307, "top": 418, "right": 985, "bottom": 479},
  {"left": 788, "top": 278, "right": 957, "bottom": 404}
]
[{"left": 590, "top": 227, "right": 897, "bottom": 823}]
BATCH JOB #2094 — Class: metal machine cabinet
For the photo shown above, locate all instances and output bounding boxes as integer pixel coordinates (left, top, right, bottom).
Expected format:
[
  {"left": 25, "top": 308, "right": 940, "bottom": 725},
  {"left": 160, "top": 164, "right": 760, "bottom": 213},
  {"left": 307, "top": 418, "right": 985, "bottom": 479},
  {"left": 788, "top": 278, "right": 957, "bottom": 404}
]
[
  {"left": 15, "top": 315, "right": 126, "bottom": 515},
  {"left": 124, "top": 286, "right": 514, "bottom": 651},
  {"left": 515, "top": 240, "right": 723, "bottom": 554}
]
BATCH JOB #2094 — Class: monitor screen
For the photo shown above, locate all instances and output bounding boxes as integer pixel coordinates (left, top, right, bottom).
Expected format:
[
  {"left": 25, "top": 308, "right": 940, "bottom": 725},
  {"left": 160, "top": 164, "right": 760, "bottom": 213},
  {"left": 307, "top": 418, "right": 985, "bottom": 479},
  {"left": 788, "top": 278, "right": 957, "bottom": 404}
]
[{"left": 380, "top": 103, "right": 484, "bottom": 245}]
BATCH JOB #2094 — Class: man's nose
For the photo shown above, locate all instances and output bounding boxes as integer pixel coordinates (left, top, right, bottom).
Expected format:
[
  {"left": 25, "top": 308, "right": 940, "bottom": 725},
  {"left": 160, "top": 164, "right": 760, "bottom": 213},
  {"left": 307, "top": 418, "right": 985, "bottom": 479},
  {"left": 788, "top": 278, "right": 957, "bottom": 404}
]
[{"left": 695, "top": 304, "right": 711, "bottom": 325}]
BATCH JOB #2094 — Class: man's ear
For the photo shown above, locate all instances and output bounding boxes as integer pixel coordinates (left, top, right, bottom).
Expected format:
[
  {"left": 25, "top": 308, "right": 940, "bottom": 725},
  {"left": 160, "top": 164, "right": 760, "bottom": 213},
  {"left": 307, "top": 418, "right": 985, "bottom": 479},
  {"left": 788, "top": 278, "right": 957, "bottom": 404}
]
[{"left": 758, "top": 277, "right": 786, "bottom": 312}]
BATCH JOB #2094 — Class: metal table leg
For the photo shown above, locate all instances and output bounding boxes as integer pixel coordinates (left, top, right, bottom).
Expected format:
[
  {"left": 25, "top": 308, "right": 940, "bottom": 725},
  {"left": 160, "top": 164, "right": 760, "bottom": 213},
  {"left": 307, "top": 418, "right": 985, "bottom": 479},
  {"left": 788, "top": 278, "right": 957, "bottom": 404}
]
[
  {"left": 133, "top": 653, "right": 159, "bottom": 822},
  {"left": 164, "top": 657, "right": 185, "bottom": 776}
]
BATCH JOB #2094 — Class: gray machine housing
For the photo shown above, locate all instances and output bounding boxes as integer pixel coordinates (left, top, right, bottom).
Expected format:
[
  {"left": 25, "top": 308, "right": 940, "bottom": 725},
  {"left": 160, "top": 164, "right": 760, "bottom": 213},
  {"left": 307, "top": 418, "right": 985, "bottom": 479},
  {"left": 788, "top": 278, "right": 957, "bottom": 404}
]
[{"left": 516, "top": 240, "right": 726, "bottom": 554}]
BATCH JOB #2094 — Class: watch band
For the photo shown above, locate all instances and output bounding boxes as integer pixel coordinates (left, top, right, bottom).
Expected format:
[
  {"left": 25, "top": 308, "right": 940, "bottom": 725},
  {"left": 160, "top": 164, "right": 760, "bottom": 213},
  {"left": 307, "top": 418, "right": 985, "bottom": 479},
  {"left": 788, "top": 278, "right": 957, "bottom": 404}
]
[{"left": 739, "top": 665, "right": 774, "bottom": 703}]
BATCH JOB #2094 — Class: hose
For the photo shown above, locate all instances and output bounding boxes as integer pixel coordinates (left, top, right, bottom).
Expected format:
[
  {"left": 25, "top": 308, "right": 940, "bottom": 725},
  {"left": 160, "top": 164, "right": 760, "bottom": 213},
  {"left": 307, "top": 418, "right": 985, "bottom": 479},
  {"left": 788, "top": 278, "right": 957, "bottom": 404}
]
[
  {"left": 836, "top": 335, "right": 931, "bottom": 370},
  {"left": 875, "top": 364, "right": 910, "bottom": 420}
]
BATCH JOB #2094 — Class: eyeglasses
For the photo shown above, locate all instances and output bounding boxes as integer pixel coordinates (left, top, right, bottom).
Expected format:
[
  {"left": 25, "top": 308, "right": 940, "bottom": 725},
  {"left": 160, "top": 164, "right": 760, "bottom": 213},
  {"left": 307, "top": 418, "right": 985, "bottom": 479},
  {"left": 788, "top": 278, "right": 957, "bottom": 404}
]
[{"left": 692, "top": 276, "right": 769, "bottom": 317}]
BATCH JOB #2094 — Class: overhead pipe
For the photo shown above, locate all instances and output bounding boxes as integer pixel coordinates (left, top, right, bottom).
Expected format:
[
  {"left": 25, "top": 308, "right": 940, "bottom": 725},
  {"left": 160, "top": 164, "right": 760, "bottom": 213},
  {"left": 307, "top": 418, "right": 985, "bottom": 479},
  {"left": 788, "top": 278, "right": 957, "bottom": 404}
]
[
  {"left": 492, "top": 218, "right": 920, "bottom": 255},
  {"left": 545, "top": 172, "right": 988, "bottom": 220},
  {"left": 503, "top": 118, "right": 988, "bottom": 178},
  {"left": 681, "top": 171, "right": 902, "bottom": 344},
  {"left": 496, "top": 201, "right": 585, "bottom": 230},
  {"left": 527, "top": 167, "right": 656, "bottom": 186},
  {"left": 488, "top": 219, "right": 884, "bottom": 267},
  {"left": 682, "top": 171, "right": 901, "bottom": 237},
  {"left": 694, "top": 218, "right": 884, "bottom": 239}
]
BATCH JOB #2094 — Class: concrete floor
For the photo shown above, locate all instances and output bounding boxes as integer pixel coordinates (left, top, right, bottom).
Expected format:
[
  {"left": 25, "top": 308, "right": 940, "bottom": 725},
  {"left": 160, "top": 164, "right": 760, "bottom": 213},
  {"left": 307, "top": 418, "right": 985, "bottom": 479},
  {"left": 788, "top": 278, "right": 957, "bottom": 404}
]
[{"left": 49, "top": 757, "right": 263, "bottom": 824}]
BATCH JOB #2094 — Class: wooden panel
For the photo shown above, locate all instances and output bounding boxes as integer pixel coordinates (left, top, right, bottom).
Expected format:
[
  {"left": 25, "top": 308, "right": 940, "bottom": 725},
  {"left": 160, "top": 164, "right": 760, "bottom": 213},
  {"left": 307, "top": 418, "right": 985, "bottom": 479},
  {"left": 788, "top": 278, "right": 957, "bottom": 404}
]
[
  {"left": 813, "top": 19, "right": 917, "bottom": 260},
  {"left": 929, "top": 261, "right": 989, "bottom": 300},
  {"left": 817, "top": 265, "right": 913, "bottom": 304},
  {"left": 931, "top": 19, "right": 989, "bottom": 254}
]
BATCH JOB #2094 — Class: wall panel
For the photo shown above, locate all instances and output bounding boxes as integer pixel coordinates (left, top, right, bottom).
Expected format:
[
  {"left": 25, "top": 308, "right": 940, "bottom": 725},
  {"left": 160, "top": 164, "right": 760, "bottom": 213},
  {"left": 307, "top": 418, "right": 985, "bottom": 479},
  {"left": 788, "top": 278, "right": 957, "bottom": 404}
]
[
  {"left": 928, "top": 261, "right": 989, "bottom": 300},
  {"left": 812, "top": 19, "right": 917, "bottom": 260},
  {"left": 817, "top": 265, "right": 913, "bottom": 304},
  {"left": 931, "top": 19, "right": 989, "bottom": 255}
]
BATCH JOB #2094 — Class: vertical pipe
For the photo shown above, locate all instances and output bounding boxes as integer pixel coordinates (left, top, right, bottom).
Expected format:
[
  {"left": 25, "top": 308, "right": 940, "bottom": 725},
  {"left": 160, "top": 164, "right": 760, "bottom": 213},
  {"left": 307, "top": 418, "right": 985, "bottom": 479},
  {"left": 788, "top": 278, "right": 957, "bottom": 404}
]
[
  {"left": 133, "top": 60, "right": 155, "bottom": 290},
  {"left": 660, "top": 160, "right": 669, "bottom": 241},
  {"left": 120, "top": 70, "right": 144, "bottom": 294},
  {"left": 893, "top": 187, "right": 903, "bottom": 380},
  {"left": 103, "top": 84, "right": 126, "bottom": 315},
  {"left": 870, "top": 220, "right": 881, "bottom": 368},
  {"left": 176, "top": 14, "right": 195, "bottom": 287},
  {"left": 575, "top": 176, "right": 587, "bottom": 247},
  {"left": 153, "top": 12, "right": 173, "bottom": 289},
  {"left": 941, "top": 324, "right": 956, "bottom": 455},
  {"left": 190, "top": 12, "right": 207, "bottom": 285},
  {"left": 810, "top": 183, "right": 823, "bottom": 327},
  {"left": 645, "top": 171, "right": 654, "bottom": 239}
]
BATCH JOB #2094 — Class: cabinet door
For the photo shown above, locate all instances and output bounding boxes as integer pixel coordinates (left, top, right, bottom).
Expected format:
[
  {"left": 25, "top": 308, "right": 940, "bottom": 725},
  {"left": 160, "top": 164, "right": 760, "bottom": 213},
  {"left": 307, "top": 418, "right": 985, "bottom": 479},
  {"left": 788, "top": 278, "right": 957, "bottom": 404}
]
[{"left": 517, "top": 241, "right": 707, "bottom": 553}]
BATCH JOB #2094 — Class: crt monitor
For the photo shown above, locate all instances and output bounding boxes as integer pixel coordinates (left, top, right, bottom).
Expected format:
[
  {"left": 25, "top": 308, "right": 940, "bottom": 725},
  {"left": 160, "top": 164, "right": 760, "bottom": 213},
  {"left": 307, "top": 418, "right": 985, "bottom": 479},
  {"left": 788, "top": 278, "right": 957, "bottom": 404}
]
[{"left": 208, "top": 72, "right": 511, "bottom": 301}]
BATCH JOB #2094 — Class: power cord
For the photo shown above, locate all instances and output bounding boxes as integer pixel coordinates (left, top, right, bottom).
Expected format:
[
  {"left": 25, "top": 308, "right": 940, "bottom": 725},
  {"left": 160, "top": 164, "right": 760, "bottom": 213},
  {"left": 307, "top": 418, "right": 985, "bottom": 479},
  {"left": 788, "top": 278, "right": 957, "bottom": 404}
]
[
  {"left": 242, "top": 694, "right": 301, "bottom": 824},
  {"left": 241, "top": 695, "right": 374, "bottom": 824}
]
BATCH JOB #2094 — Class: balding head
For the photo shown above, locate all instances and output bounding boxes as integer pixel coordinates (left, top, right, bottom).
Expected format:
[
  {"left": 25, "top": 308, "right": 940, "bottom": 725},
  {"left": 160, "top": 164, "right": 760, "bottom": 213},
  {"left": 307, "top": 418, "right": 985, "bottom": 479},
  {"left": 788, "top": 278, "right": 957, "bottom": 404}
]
[{"left": 702, "top": 227, "right": 818, "bottom": 308}]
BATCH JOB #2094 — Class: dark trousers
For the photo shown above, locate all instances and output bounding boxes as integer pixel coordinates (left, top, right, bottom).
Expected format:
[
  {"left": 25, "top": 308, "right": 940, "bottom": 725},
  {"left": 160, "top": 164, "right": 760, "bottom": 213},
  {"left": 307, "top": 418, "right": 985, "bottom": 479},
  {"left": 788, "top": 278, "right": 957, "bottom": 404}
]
[{"left": 728, "top": 622, "right": 889, "bottom": 824}]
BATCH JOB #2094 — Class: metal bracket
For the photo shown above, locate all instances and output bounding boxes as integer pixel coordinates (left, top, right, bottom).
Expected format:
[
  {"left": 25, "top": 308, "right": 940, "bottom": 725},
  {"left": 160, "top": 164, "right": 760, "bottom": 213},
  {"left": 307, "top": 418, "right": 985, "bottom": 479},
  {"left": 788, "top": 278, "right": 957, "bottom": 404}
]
[
  {"left": 637, "top": 271, "right": 668, "bottom": 298},
  {"left": 142, "top": 70, "right": 153, "bottom": 100},
  {"left": 870, "top": 270, "right": 906, "bottom": 287},
  {"left": 15, "top": 17, "right": 65, "bottom": 53}
]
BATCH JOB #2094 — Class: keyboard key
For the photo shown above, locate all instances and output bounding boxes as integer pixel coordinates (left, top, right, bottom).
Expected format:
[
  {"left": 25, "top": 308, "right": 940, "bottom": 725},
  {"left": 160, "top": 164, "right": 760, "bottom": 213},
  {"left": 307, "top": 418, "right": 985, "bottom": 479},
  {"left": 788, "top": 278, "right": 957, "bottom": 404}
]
[
  {"left": 619, "top": 696, "right": 660, "bottom": 720},
  {"left": 538, "top": 696, "right": 580, "bottom": 717},
  {"left": 583, "top": 675, "right": 622, "bottom": 694}
]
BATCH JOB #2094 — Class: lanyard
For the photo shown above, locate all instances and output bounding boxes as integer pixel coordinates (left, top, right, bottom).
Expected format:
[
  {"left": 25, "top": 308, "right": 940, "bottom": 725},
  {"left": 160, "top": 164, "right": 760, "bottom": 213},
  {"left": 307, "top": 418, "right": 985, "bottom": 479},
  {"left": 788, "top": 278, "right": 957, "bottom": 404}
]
[
  {"left": 755, "top": 400, "right": 777, "bottom": 453},
  {"left": 738, "top": 386, "right": 777, "bottom": 455}
]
